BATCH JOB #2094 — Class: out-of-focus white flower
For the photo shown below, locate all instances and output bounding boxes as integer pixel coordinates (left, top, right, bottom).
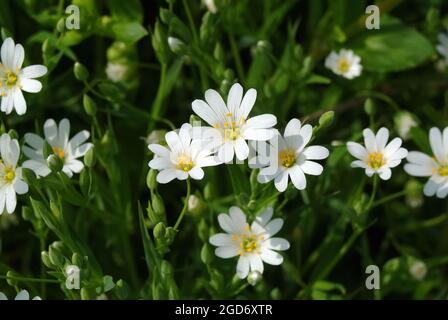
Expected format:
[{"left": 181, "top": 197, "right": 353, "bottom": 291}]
[
  {"left": 436, "top": 30, "right": 448, "bottom": 63},
  {"left": 0, "top": 134, "right": 28, "bottom": 214},
  {"left": 247, "top": 270, "right": 262, "bottom": 286},
  {"left": 405, "top": 179, "right": 424, "bottom": 208},
  {"left": 168, "top": 37, "right": 185, "bottom": 54},
  {"left": 394, "top": 111, "right": 417, "bottom": 140},
  {"left": 192, "top": 83, "right": 277, "bottom": 163},
  {"left": 325, "top": 49, "right": 362, "bottom": 79},
  {"left": 187, "top": 194, "right": 205, "bottom": 215},
  {"left": 209, "top": 206, "right": 290, "bottom": 279},
  {"left": 148, "top": 123, "right": 221, "bottom": 183},
  {"left": 347, "top": 127, "right": 408, "bottom": 180},
  {"left": 409, "top": 260, "right": 427, "bottom": 281},
  {"left": 404, "top": 127, "right": 448, "bottom": 198},
  {"left": 144, "top": 129, "right": 167, "bottom": 146},
  {"left": 23, "top": 118, "right": 93, "bottom": 178},
  {"left": 105, "top": 62, "right": 128, "bottom": 82},
  {"left": 254, "top": 118, "right": 329, "bottom": 192},
  {"left": 0, "top": 289, "right": 41, "bottom": 300},
  {"left": 203, "top": 0, "right": 217, "bottom": 14},
  {"left": 0, "top": 38, "right": 47, "bottom": 115}
]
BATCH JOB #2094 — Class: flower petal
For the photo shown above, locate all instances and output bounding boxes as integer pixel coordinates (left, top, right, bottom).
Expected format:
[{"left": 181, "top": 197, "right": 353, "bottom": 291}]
[
  {"left": 260, "top": 249, "right": 283, "bottom": 265},
  {"left": 236, "top": 256, "right": 250, "bottom": 278},
  {"left": 20, "top": 65, "right": 47, "bottom": 78},
  {"left": 303, "top": 145, "right": 329, "bottom": 160}
]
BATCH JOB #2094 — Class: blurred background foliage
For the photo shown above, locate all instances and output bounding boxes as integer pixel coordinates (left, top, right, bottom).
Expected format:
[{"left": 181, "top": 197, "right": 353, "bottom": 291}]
[{"left": 0, "top": 0, "right": 447, "bottom": 299}]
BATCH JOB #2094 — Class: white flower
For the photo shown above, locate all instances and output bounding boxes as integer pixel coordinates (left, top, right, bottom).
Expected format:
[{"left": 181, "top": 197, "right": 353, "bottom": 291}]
[
  {"left": 347, "top": 127, "right": 408, "bottom": 180},
  {"left": 148, "top": 123, "right": 221, "bottom": 183},
  {"left": 22, "top": 118, "right": 93, "bottom": 178},
  {"left": 0, "top": 37, "right": 47, "bottom": 115},
  {"left": 436, "top": 31, "right": 448, "bottom": 63},
  {"left": 203, "top": 0, "right": 217, "bottom": 14},
  {"left": 105, "top": 62, "right": 128, "bottom": 82},
  {"left": 0, "top": 289, "right": 41, "bottom": 300},
  {"left": 0, "top": 134, "right": 28, "bottom": 214},
  {"left": 404, "top": 127, "right": 448, "bottom": 198},
  {"left": 255, "top": 118, "right": 329, "bottom": 192},
  {"left": 209, "top": 206, "right": 290, "bottom": 279},
  {"left": 409, "top": 260, "right": 427, "bottom": 281},
  {"left": 325, "top": 49, "right": 362, "bottom": 79},
  {"left": 192, "top": 83, "right": 277, "bottom": 163},
  {"left": 167, "top": 37, "right": 185, "bottom": 54},
  {"left": 394, "top": 111, "right": 417, "bottom": 140}
]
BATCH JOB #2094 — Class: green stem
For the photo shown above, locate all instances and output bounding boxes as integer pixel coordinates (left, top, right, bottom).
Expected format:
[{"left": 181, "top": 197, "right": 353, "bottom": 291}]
[
  {"left": 39, "top": 237, "right": 46, "bottom": 298},
  {"left": 149, "top": 64, "right": 167, "bottom": 131},
  {"left": 229, "top": 34, "right": 245, "bottom": 83},
  {"left": 0, "top": 275, "right": 59, "bottom": 284},
  {"left": 314, "top": 228, "right": 363, "bottom": 281},
  {"left": 371, "top": 190, "right": 407, "bottom": 208},
  {"left": 174, "top": 178, "right": 191, "bottom": 230},
  {"left": 366, "top": 175, "right": 379, "bottom": 211}
]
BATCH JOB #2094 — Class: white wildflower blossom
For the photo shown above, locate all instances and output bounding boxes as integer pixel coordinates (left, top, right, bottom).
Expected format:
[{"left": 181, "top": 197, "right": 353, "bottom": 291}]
[{"left": 209, "top": 207, "right": 290, "bottom": 279}]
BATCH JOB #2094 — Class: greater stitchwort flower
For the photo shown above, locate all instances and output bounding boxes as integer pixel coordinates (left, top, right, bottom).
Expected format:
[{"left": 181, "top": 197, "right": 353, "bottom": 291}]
[
  {"left": 0, "top": 37, "right": 47, "bottom": 115},
  {"left": 148, "top": 123, "right": 221, "bottom": 183},
  {"left": 0, "top": 134, "right": 28, "bottom": 214},
  {"left": 325, "top": 49, "right": 362, "bottom": 79},
  {"left": 255, "top": 118, "right": 329, "bottom": 192},
  {"left": 209, "top": 207, "right": 289, "bottom": 279},
  {"left": 404, "top": 127, "right": 448, "bottom": 198},
  {"left": 347, "top": 127, "right": 408, "bottom": 180},
  {"left": 192, "top": 83, "right": 277, "bottom": 163},
  {"left": 23, "top": 118, "right": 93, "bottom": 178},
  {"left": 0, "top": 289, "right": 41, "bottom": 300}
]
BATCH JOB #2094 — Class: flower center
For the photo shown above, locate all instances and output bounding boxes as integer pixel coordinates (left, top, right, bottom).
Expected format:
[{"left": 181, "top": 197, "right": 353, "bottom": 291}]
[
  {"left": 53, "top": 147, "right": 65, "bottom": 159},
  {"left": 176, "top": 154, "right": 193, "bottom": 172},
  {"left": 2, "top": 165, "right": 15, "bottom": 183},
  {"left": 279, "top": 149, "right": 296, "bottom": 168},
  {"left": 368, "top": 152, "right": 384, "bottom": 169},
  {"left": 5, "top": 71, "right": 18, "bottom": 87},
  {"left": 337, "top": 58, "right": 350, "bottom": 73},
  {"left": 438, "top": 164, "right": 448, "bottom": 177},
  {"left": 224, "top": 126, "right": 241, "bottom": 141},
  {"left": 240, "top": 234, "right": 257, "bottom": 253}
]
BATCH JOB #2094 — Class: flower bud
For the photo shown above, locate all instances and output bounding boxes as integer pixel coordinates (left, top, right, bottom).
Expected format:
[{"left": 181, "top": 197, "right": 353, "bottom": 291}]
[
  {"left": 204, "top": 0, "right": 217, "bottom": 14},
  {"left": 405, "top": 179, "right": 423, "bottom": 208},
  {"left": 105, "top": 62, "right": 129, "bottom": 83},
  {"left": 167, "top": 37, "right": 186, "bottom": 55},
  {"left": 187, "top": 195, "right": 205, "bottom": 216},
  {"left": 41, "top": 251, "right": 54, "bottom": 268},
  {"left": 49, "top": 245, "right": 64, "bottom": 267},
  {"left": 151, "top": 193, "right": 166, "bottom": 217},
  {"left": 318, "top": 111, "right": 334, "bottom": 128},
  {"left": 409, "top": 260, "right": 427, "bottom": 281},
  {"left": 200, "top": 244, "right": 213, "bottom": 265},
  {"left": 6, "top": 271, "right": 18, "bottom": 286},
  {"left": 74, "top": 62, "right": 89, "bottom": 81},
  {"left": 394, "top": 111, "right": 417, "bottom": 140},
  {"left": 153, "top": 222, "right": 166, "bottom": 240},
  {"left": 147, "top": 169, "right": 158, "bottom": 191},
  {"left": 83, "top": 94, "right": 97, "bottom": 116},
  {"left": 247, "top": 270, "right": 262, "bottom": 286},
  {"left": 161, "top": 260, "right": 173, "bottom": 279},
  {"left": 84, "top": 147, "right": 96, "bottom": 168},
  {"left": 145, "top": 130, "right": 166, "bottom": 145},
  {"left": 364, "top": 98, "right": 374, "bottom": 116},
  {"left": 204, "top": 183, "right": 215, "bottom": 201},
  {"left": 56, "top": 17, "right": 66, "bottom": 33},
  {"left": 47, "top": 154, "right": 64, "bottom": 173}
]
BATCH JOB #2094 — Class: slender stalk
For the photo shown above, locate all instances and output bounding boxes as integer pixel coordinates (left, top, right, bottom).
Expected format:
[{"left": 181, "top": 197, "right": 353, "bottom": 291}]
[
  {"left": 149, "top": 64, "right": 167, "bottom": 131},
  {"left": 0, "top": 275, "right": 59, "bottom": 284},
  {"left": 371, "top": 190, "right": 407, "bottom": 208},
  {"left": 174, "top": 178, "right": 191, "bottom": 230},
  {"left": 229, "top": 34, "right": 245, "bottom": 83},
  {"left": 366, "top": 175, "right": 379, "bottom": 211}
]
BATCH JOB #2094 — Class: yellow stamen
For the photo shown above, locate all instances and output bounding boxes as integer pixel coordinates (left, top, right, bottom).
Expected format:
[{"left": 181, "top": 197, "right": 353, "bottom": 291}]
[
  {"left": 438, "top": 164, "right": 448, "bottom": 177},
  {"left": 53, "top": 146, "right": 65, "bottom": 159},
  {"left": 337, "top": 58, "right": 350, "bottom": 73},
  {"left": 5, "top": 71, "right": 18, "bottom": 87},
  {"left": 224, "top": 127, "right": 240, "bottom": 141},
  {"left": 3, "top": 166, "right": 15, "bottom": 183},
  {"left": 368, "top": 152, "right": 384, "bottom": 169},
  {"left": 176, "top": 154, "right": 193, "bottom": 172},
  {"left": 279, "top": 149, "right": 296, "bottom": 168}
]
